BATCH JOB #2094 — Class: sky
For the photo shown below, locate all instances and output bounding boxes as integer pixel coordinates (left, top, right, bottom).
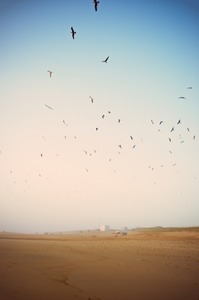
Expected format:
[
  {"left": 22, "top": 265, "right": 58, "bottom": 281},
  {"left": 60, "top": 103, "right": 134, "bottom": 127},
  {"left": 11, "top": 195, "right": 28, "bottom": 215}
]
[{"left": 0, "top": 0, "right": 199, "bottom": 233}]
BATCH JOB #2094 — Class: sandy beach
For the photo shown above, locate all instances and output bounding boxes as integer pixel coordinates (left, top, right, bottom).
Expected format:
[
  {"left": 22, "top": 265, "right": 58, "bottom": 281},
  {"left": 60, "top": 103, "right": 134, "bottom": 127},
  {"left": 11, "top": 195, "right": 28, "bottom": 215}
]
[{"left": 0, "top": 229, "right": 199, "bottom": 300}]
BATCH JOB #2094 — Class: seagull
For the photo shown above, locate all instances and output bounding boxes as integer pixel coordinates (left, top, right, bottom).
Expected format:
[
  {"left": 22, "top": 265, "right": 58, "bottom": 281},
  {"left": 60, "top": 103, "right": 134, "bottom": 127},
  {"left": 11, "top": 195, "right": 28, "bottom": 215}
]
[
  {"left": 93, "top": 0, "right": 99, "bottom": 11},
  {"left": 71, "top": 27, "right": 76, "bottom": 39},
  {"left": 130, "top": 136, "right": 133, "bottom": 140},
  {"left": 177, "top": 119, "right": 181, "bottom": 124},
  {"left": 170, "top": 127, "right": 174, "bottom": 132},
  {"left": 63, "top": 120, "right": 68, "bottom": 126},
  {"left": 89, "top": 96, "right": 94, "bottom": 103},
  {"left": 102, "top": 56, "right": 109, "bottom": 63},
  {"left": 47, "top": 70, "right": 52, "bottom": 78},
  {"left": 44, "top": 104, "right": 53, "bottom": 110},
  {"left": 159, "top": 121, "right": 163, "bottom": 125},
  {"left": 178, "top": 96, "right": 186, "bottom": 100}
]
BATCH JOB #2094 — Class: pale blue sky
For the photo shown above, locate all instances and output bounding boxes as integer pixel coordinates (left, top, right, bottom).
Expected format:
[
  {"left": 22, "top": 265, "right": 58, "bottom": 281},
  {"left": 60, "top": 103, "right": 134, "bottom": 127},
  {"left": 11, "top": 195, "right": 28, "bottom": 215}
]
[{"left": 0, "top": 0, "right": 199, "bottom": 233}]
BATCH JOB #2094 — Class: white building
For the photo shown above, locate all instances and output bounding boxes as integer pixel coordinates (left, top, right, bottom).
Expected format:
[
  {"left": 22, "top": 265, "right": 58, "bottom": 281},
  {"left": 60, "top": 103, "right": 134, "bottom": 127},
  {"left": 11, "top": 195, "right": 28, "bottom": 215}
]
[{"left": 100, "top": 224, "right": 110, "bottom": 232}]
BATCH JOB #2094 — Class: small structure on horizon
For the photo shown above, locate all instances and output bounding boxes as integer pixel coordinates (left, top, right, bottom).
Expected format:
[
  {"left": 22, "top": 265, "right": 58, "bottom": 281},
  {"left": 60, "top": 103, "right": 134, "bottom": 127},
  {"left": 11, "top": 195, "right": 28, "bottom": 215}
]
[{"left": 100, "top": 224, "right": 110, "bottom": 232}]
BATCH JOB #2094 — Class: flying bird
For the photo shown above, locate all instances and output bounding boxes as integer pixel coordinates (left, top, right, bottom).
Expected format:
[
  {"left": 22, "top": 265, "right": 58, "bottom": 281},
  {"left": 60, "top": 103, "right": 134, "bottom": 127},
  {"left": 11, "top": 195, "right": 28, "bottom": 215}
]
[
  {"left": 177, "top": 119, "right": 181, "bottom": 125},
  {"left": 102, "top": 115, "right": 105, "bottom": 119},
  {"left": 89, "top": 96, "right": 94, "bottom": 103},
  {"left": 169, "top": 138, "right": 172, "bottom": 142},
  {"left": 83, "top": 150, "right": 88, "bottom": 155},
  {"left": 170, "top": 127, "right": 174, "bottom": 132},
  {"left": 44, "top": 104, "right": 53, "bottom": 110},
  {"left": 187, "top": 86, "right": 192, "bottom": 89},
  {"left": 159, "top": 121, "right": 163, "bottom": 125},
  {"left": 118, "top": 144, "right": 122, "bottom": 149},
  {"left": 47, "top": 70, "right": 52, "bottom": 78},
  {"left": 93, "top": 0, "right": 99, "bottom": 11},
  {"left": 151, "top": 120, "right": 154, "bottom": 124},
  {"left": 71, "top": 27, "right": 76, "bottom": 39},
  {"left": 102, "top": 56, "right": 109, "bottom": 63},
  {"left": 118, "top": 119, "right": 121, "bottom": 123},
  {"left": 178, "top": 96, "right": 186, "bottom": 100},
  {"left": 132, "top": 145, "right": 136, "bottom": 148},
  {"left": 130, "top": 136, "right": 133, "bottom": 140},
  {"left": 63, "top": 120, "right": 68, "bottom": 126}
]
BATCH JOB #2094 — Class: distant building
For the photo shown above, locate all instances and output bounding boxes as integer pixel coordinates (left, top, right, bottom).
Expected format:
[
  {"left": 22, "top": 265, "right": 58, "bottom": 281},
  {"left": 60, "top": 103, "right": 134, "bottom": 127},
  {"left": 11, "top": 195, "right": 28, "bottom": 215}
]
[{"left": 100, "top": 224, "right": 109, "bottom": 232}]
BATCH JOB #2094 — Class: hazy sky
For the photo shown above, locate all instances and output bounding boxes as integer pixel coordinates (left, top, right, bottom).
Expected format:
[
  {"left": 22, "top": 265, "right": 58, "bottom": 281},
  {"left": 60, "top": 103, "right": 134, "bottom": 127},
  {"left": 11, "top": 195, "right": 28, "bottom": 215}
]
[{"left": 0, "top": 0, "right": 199, "bottom": 233}]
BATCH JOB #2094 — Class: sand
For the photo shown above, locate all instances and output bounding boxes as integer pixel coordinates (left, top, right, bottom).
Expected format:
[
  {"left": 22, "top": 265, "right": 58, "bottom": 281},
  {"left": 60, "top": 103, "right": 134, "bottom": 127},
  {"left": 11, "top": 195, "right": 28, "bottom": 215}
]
[{"left": 0, "top": 229, "right": 199, "bottom": 300}]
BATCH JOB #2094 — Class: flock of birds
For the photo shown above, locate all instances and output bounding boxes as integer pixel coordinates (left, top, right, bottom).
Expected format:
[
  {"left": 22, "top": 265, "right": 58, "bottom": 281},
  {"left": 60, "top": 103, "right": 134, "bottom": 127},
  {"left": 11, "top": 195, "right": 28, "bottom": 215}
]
[
  {"left": 42, "top": 0, "right": 198, "bottom": 179},
  {"left": 2, "top": 0, "right": 198, "bottom": 192}
]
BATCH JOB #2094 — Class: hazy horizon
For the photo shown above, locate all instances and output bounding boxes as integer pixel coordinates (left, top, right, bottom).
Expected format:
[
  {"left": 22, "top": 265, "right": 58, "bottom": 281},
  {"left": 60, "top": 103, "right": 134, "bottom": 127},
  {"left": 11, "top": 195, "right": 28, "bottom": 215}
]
[{"left": 0, "top": 0, "right": 199, "bottom": 234}]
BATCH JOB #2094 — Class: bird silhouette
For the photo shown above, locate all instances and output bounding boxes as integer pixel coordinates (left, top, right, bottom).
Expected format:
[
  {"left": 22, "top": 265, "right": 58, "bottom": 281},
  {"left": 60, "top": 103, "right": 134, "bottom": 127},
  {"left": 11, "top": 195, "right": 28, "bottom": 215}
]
[
  {"left": 89, "top": 96, "right": 94, "bottom": 103},
  {"left": 177, "top": 119, "right": 181, "bottom": 124},
  {"left": 159, "top": 121, "right": 163, "bottom": 125},
  {"left": 102, "top": 56, "right": 109, "bottom": 63},
  {"left": 47, "top": 70, "right": 52, "bottom": 78},
  {"left": 132, "top": 145, "right": 136, "bottom": 148},
  {"left": 187, "top": 86, "right": 192, "bottom": 89},
  {"left": 118, "top": 144, "right": 122, "bottom": 149},
  {"left": 63, "top": 120, "right": 68, "bottom": 126},
  {"left": 178, "top": 96, "right": 186, "bottom": 100},
  {"left": 170, "top": 127, "right": 174, "bottom": 132},
  {"left": 93, "top": 0, "right": 99, "bottom": 11},
  {"left": 71, "top": 27, "right": 76, "bottom": 39},
  {"left": 102, "top": 115, "right": 105, "bottom": 119},
  {"left": 169, "top": 138, "right": 172, "bottom": 142},
  {"left": 130, "top": 136, "right": 133, "bottom": 140},
  {"left": 44, "top": 104, "right": 53, "bottom": 110},
  {"left": 151, "top": 120, "right": 154, "bottom": 124},
  {"left": 118, "top": 119, "right": 121, "bottom": 123}
]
